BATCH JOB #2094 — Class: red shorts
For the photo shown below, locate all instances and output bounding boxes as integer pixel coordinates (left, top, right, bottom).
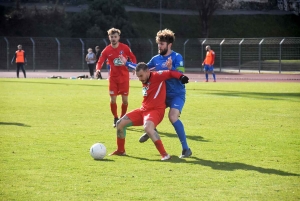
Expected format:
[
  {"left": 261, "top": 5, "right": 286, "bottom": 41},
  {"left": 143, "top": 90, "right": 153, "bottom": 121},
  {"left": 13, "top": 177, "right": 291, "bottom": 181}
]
[
  {"left": 109, "top": 76, "right": 129, "bottom": 96},
  {"left": 126, "top": 108, "right": 165, "bottom": 127}
]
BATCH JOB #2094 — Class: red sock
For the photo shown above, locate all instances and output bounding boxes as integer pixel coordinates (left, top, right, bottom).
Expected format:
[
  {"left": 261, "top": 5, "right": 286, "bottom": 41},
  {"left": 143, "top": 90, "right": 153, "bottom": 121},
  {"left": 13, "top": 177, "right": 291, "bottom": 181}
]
[
  {"left": 121, "top": 103, "right": 128, "bottom": 118},
  {"left": 154, "top": 140, "right": 167, "bottom": 157},
  {"left": 117, "top": 138, "right": 125, "bottom": 152},
  {"left": 110, "top": 103, "right": 118, "bottom": 118}
]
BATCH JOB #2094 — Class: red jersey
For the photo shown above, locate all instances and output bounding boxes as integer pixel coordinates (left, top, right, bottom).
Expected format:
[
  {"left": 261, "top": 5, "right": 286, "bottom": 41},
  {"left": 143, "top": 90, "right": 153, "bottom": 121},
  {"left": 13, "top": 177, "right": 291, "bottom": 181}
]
[
  {"left": 140, "top": 70, "right": 182, "bottom": 111},
  {"left": 96, "top": 43, "right": 136, "bottom": 80},
  {"left": 203, "top": 50, "right": 215, "bottom": 65}
]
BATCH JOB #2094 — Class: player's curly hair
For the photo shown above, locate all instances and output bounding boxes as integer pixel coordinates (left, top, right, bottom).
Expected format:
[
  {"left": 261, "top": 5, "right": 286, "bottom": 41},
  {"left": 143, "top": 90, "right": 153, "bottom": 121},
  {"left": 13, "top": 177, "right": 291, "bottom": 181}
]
[
  {"left": 156, "top": 29, "right": 175, "bottom": 44},
  {"left": 107, "top": 28, "right": 121, "bottom": 36}
]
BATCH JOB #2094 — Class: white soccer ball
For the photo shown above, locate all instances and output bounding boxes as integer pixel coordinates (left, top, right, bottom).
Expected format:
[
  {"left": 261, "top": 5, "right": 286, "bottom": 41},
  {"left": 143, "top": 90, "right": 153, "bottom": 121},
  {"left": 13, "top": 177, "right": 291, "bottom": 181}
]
[{"left": 90, "top": 143, "right": 106, "bottom": 160}]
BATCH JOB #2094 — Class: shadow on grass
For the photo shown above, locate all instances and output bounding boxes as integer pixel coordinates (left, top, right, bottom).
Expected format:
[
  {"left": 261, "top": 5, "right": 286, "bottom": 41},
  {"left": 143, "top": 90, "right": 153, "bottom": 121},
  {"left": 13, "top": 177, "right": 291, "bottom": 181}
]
[
  {"left": 126, "top": 155, "right": 299, "bottom": 176},
  {"left": 189, "top": 88, "right": 300, "bottom": 102},
  {"left": 93, "top": 158, "right": 115, "bottom": 162},
  {"left": 0, "top": 80, "right": 142, "bottom": 89},
  {"left": 0, "top": 122, "right": 31, "bottom": 127},
  {"left": 127, "top": 127, "right": 209, "bottom": 142}
]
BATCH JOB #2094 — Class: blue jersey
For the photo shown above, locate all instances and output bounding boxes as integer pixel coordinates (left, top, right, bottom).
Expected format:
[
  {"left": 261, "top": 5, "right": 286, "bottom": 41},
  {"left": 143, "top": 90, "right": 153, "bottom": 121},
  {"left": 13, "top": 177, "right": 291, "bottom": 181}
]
[{"left": 147, "top": 51, "right": 185, "bottom": 98}]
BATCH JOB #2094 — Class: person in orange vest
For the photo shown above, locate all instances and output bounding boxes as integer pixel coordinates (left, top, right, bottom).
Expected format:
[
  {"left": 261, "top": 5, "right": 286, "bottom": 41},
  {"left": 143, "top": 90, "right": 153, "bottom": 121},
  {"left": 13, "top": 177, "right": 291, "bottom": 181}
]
[
  {"left": 11, "top": 44, "right": 27, "bottom": 78},
  {"left": 202, "top": 45, "right": 216, "bottom": 82}
]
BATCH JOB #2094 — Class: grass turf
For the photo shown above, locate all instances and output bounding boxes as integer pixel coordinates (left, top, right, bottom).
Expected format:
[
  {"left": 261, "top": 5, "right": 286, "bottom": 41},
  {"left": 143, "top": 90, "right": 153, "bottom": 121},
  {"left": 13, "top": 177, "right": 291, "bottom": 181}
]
[{"left": 0, "top": 78, "right": 299, "bottom": 201}]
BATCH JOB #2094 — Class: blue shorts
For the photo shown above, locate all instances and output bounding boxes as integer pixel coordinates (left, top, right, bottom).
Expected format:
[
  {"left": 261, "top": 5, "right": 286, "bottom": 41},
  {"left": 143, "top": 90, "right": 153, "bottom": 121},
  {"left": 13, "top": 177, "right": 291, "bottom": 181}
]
[
  {"left": 166, "top": 95, "right": 185, "bottom": 113},
  {"left": 204, "top": 64, "right": 214, "bottom": 72}
]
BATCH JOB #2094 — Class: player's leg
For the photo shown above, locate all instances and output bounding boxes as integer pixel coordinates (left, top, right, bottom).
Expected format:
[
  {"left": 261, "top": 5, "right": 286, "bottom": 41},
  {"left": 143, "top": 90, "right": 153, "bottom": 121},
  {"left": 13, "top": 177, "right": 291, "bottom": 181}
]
[
  {"left": 109, "top": 77, "right": 119, "bottom": 127},
  {"left": 16, "top": 63, "right": 20, "bottom": 78},
  {"left": 168, "top": 96, "right": 192, "bottom": 158},
  {"left": 20, "top": 64, "right": 26, "bottom": 78},
  {"left": 119, "top": 80, "right": 129, "bottom": 118},
  {"left": 210, "top": 66, "right": 216, "bottom": 82},
  {"left": 204, "top": 65, "right": 209, "bottom": 82},
  {"left": 109, "top": 115, "right": 133, "bottom": 156},
  {"left": 143, "top": 110, "right": 170, "bottom": 160},
  {"left": 139, "top": 127, "right": 158, "bottom": 143},
  {"left": 110, "top": 109, "right": 143, "bottom": 156}
]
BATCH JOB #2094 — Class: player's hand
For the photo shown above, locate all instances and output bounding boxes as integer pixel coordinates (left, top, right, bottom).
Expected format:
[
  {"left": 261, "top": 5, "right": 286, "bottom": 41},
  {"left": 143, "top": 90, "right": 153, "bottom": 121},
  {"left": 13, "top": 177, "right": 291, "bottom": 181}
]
[
  {"left": 166, "top": 57, "right": 172, "bottom": 70},
  {"left": 95, "top": 70, "right": 101, "bottom": 77},
  {"left": 119, "top": 54, "right": 127, "bottom": 65},
  {"left": 180, "top": 75, "right": 189, "bottom": 84}
]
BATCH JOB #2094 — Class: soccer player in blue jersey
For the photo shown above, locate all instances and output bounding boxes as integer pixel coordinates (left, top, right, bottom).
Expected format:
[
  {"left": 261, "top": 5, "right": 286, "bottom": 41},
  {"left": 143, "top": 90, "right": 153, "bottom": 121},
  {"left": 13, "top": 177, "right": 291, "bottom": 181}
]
[{"left": 120, "top": 29, "right": 192, "bottom": 158}]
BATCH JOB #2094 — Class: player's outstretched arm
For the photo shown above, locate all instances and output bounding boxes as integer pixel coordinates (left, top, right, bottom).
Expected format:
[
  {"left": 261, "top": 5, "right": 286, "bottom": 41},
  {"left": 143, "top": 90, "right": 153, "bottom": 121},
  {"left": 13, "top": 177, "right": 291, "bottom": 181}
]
[
  {"left": 119, "top": 55, "right": 137, "bottom": 70},
  {"left": 159, "top": 70, "right": 189, "bottom": 84}
]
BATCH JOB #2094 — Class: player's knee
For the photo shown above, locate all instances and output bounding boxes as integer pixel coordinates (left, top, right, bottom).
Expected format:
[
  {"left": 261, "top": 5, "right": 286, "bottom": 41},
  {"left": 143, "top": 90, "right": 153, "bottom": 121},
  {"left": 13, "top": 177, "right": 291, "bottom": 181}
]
[{"left": 168, "top": 115, "right": 178, "bottom": 124}]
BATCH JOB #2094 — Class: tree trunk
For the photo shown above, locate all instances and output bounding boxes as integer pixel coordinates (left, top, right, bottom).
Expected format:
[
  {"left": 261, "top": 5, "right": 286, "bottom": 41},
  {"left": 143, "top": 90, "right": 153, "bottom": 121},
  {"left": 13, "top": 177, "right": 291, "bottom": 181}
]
[{"left": 194, "top": 0, "right": 218, "bottom": 38}]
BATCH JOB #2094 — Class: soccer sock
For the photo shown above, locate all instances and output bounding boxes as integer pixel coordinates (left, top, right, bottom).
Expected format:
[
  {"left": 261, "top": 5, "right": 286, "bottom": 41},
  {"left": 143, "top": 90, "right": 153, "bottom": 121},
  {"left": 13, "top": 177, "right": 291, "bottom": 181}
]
[
  {"left": 205, "top": 73, "right": 208, "bottom": 81},
  {"left": 121, "top": 103, "right": 128, "bottom": 118},
  {"left": 173, "top": 119, "right": 189, "bottom": 150},
  {"left": 110, "top": 103, "right": 118, "bottom": 118},
  {"left": 117, "top": 137, "right": 125, "bottom": 152},
  {"left": 213, "top": 73, "right": 216, "bottom": 81},
  {"left": 154, "top": 140, "right": 167, "bottom": 157}
]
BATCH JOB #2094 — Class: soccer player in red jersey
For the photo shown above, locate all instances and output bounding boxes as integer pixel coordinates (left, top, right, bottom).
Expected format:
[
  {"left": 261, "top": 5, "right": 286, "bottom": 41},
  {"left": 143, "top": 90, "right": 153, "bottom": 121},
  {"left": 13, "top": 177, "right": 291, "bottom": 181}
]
[
  {"left": 202, "top": 45, "right": 216, "bottom": 82},
  {"left": 95, "top": 28, "right": 137, "bottom": 127},
  {"left": 109, "top": 62, "right": 189, "bottom": 160}
]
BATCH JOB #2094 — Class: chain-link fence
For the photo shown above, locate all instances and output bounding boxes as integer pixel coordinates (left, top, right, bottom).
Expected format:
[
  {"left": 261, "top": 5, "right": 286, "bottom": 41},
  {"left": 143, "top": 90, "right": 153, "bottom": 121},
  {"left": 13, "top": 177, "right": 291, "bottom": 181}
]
[{"left": 1, "top": 37, "right": 299, "bottom": 73}]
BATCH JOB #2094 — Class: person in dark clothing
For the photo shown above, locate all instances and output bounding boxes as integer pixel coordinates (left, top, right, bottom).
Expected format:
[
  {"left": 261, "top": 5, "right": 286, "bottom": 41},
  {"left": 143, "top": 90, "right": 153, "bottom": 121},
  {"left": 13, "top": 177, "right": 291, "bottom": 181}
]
[
  {"left": 11, "top": 44, "right": 27, "bottom": 78},
  {"left": 95, "top": 46, "right": 103, "bottom": 79}
]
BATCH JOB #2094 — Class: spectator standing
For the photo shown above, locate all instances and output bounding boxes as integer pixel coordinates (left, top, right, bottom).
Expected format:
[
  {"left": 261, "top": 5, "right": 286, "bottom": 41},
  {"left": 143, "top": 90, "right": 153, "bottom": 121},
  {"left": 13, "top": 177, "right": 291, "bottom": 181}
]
[
  {"left": 86, "top": 48, "right": 96, "bottom": 79},
  {"left": 202, "top": 45, "right": 216, "bottom": 82},
  {"left": 11, "top": 44, "right": 27, "bottom": 78}
]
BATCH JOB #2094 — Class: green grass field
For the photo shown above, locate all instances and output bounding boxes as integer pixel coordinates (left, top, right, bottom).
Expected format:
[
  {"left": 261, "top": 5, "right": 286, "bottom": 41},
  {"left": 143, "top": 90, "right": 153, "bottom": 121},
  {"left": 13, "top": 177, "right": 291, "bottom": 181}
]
[{"left": 1, "top": 79, "right": 299, "bottom": 201}]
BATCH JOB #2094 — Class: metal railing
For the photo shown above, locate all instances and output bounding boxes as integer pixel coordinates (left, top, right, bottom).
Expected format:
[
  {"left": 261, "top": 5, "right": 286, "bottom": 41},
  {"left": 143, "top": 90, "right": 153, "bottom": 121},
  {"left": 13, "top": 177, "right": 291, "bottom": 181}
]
[{"left": 1, "top": 37, "right": 299, "bottom": 73}]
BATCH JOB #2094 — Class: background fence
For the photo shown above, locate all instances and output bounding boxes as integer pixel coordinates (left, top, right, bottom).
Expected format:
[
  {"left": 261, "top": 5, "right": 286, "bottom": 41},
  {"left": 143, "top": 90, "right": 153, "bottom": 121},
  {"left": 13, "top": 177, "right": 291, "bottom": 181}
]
[{"left": 1, "top": 37, "right": 299, "bottom": 73}]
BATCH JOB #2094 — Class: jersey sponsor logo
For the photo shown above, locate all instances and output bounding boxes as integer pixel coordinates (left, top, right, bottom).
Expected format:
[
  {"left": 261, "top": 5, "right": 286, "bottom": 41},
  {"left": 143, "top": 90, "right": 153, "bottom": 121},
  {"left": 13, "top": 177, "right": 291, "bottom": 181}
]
[
  {"left": 113, "top": 58, "right": 124, "bottom": 66},
  {"left": 142, "top": 85, "right": 149, "bottom": 96}
]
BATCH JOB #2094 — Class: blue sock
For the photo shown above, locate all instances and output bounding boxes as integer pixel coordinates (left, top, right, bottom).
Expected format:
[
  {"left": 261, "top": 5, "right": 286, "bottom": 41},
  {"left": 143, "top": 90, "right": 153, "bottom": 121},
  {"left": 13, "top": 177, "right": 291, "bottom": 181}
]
[
  {"left": 173, "top": 119, "right": 189, "bottom": 150},
  {"left": 205, "top": 73, "right": 208, "bottom": 80},
  {"left": 213, "top": 73, "right": 216, "bottom": 80}
]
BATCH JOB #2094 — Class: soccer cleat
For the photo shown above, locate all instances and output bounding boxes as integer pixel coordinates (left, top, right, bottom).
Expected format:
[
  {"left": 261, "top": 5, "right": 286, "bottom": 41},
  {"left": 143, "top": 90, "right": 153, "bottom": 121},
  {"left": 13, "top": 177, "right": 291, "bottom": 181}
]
[
  {"left": 109, "top": 150, "right": 126, "bottom": 156},
  {"left": 139, "top": 128, "right": 158, "bottom": 143},
  {"left": 113, "top": 117, "right": 119, "bottom": 128},
  {"left": 179, "top": 148, "right": 192, "bottom": 158},
  {"left": 161, "top": 154, "right": 171, "bottom": 161}
]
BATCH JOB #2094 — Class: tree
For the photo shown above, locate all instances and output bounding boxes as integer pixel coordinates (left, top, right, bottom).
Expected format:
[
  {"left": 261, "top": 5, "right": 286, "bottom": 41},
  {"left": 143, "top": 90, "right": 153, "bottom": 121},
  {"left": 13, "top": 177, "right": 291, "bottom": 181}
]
[
  {"left": 69, "top": 0, "right": 138, "bottom": 38},
  {"left": 193, "top": 0, "right": 219, "bottom": 38}
]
